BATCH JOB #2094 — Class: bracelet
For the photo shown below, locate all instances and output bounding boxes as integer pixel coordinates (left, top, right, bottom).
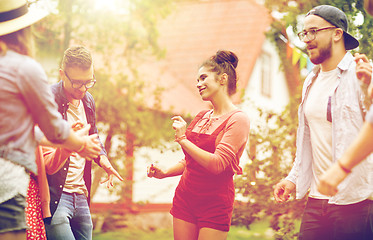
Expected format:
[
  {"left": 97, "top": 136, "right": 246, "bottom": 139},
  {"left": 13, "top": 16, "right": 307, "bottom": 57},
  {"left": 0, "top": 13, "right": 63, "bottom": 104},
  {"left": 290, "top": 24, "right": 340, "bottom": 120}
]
[
  {"left": 337, "top": 161, "right": 351, "bottom": 174},
  {"left": 175, "top": 135, "right": 187, "bottom": 143},
  {"left": 76, "top": 142, "right": 86, "bottom": 153}
]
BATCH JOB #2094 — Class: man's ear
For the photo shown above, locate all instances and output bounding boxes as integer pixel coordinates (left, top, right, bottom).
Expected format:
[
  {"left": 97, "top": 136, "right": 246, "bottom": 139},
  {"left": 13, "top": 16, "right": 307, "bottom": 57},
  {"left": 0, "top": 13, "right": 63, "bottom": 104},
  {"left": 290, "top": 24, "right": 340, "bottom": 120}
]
[
  {"left": 334, "top": 28, "right": 344, "bottom": 42},
  {"left": 59, "top": 69, "right": 65, "bottom": 80}
]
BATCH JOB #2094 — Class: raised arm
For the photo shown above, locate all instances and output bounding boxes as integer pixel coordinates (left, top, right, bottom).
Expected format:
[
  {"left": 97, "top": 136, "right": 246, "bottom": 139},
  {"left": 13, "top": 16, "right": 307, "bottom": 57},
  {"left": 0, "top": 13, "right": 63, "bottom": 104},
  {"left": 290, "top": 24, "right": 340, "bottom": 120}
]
[{"left": 318, "top": 120, "right": 373, "bottom": 196}]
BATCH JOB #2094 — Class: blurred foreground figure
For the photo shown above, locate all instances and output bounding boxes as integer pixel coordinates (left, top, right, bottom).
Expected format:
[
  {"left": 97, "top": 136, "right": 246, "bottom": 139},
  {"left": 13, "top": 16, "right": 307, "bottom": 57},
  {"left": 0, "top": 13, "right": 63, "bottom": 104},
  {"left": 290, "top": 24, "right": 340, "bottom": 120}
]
[
  {"left": 26, "top": 122, "right": 92, "bottom": 240},
  {"left": 0, "top": 1, "right": 101, "bottom": 240}
]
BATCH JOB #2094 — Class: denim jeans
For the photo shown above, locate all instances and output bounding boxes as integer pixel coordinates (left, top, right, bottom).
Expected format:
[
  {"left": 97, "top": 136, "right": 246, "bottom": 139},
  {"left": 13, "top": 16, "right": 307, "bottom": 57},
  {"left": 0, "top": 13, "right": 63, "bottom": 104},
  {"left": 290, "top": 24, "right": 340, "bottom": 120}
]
[
  {"left": 299, "top": 198, "right": 373, "bottom": 240},
  {"left": 45, "top": 192, "right": 92, "bottom": 240},
  {"left": 0, "top": 194, "right": 27, "bottom": 233}
]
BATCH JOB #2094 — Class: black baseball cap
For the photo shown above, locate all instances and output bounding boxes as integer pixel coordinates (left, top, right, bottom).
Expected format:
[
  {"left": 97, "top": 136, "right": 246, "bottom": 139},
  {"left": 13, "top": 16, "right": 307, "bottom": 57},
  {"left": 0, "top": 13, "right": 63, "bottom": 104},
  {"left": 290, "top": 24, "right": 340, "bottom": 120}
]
[{"left": 306, "top": 5, "right": 359, "bottom": 50}]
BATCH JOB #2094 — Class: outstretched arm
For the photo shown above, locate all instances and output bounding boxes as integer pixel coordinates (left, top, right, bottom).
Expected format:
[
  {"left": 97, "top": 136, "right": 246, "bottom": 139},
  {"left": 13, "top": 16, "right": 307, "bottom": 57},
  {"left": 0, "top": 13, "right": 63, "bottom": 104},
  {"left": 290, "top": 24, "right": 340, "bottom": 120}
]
[
  {"left": 40, "top": 122, "right": 90, "bottom": 174},
  {"left": 99, "top": 155, "right": 124, "bottom": 188},
  {"left": 318, "top": 120, "right": 373, "bottom": 196},
  {"left": 147, "top": 161, "right": 185, "bottom": 179},
  {"left": 38, "top": 123, "right": 101, "bottom": 161}
]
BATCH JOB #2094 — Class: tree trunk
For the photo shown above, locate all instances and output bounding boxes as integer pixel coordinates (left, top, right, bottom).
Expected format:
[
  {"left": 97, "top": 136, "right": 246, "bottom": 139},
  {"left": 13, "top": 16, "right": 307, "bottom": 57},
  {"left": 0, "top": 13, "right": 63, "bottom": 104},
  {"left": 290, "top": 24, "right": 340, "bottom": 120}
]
[
  {"left": 123, "top": 128, "right": 135, "bottom": 205},
  {"left": 60, "top": 0, "right": 73, "bottom": 51}
]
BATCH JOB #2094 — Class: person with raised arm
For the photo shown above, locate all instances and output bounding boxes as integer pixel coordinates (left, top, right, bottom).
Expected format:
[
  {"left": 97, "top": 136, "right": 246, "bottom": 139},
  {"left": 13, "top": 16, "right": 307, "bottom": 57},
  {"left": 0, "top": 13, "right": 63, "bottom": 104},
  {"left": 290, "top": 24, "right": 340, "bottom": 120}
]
[
  {"left": 0, "top": 1, "right": 100, "bottom": 239},
  {"left": 148, "top": 50, "right": 250, "bottom": 240}
]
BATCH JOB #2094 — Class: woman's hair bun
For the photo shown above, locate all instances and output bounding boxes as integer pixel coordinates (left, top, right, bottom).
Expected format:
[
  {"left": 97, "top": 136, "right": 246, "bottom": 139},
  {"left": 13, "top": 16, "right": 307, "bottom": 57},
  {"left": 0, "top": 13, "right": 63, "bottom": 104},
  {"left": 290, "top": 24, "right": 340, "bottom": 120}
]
[{"left": 214, "top": 50, "right": 238, "bottom": 69}]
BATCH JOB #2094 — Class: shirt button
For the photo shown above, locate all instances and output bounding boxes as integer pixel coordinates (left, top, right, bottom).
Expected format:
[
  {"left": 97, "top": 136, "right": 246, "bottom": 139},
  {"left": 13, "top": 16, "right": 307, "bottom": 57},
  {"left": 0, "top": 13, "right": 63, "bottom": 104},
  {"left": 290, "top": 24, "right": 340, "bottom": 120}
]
[
  {"left": 64, "top": 168, "right": 67, "bottom": 171},
  {"left": 55, "top": 201, "right": 58, "bottom": 204},
  {"left": 60, "top": 185, "right": 63, "bottom": 188}
]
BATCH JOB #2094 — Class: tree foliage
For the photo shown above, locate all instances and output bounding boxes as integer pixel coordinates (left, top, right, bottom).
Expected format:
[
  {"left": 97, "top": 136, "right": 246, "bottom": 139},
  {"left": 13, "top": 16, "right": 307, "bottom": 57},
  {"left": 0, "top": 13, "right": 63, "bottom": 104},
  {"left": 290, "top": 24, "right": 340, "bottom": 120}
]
[
  {"left": 233, "top": 95, "right": 306, "bottom": 239},
  {"left": 34, "top": 0, "right": 184, "bottom": 202}
]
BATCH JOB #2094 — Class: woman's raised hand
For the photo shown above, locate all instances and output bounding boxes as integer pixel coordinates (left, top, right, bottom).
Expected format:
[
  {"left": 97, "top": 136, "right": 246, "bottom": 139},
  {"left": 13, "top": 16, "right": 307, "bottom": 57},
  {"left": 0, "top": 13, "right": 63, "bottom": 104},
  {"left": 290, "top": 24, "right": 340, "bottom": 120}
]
[
  {"left": 171, "top": 116, "right": 187, "bottom": 141},
  {"left": 147, "top": 163, "right": 167, "bottom": 179}
]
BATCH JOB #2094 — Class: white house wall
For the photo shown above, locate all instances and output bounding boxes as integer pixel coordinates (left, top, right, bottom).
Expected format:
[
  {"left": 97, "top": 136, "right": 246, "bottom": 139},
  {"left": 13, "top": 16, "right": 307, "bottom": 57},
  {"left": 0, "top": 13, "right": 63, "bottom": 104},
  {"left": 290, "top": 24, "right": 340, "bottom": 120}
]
[{"left": 241, "top": 39, "right": 290, "bottom": 124}]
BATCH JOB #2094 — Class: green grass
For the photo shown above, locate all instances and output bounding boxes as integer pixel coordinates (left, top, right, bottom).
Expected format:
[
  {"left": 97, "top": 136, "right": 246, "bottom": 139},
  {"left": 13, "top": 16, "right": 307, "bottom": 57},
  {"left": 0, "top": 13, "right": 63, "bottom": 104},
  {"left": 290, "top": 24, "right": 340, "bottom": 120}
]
[
  {"left": 228, "top": 220, "right": 273, "bottom": 240},
  {"left": 93, "top": 220, "right": 273, "bottom": 240},
  {"left": 93, "top": 228, "right": 173, "bottom": 240}
]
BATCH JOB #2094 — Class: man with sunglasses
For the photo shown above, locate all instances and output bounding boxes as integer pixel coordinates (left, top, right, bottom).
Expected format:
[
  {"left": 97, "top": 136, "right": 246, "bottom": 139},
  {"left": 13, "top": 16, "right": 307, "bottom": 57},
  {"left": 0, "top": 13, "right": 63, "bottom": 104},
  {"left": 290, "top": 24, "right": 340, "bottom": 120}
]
[
  {"left": 45, "top": 46, "right": 123, "bottom": 240},
  {"left": 274, "top": 5, "right": 373, "bottom": 240}
]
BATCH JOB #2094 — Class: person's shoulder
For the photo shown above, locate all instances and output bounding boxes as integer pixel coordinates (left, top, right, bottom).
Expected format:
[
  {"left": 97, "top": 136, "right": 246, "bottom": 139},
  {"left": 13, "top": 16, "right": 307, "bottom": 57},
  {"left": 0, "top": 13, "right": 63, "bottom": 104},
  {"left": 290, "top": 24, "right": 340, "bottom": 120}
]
[
  {"left": 82, "top": 91, "right": 96, "bottom": 109},
  {"left": 340, "top": 51, "right": 356, "bottom": 71},
  {"left": 50, "top": 81, "right": 62, "bottom": 97},
  {"left": 228, "top": 110, "right": 250, "bottom": 126},
  {"left": 232, "top": 110, "right": 250, "bottom": 120},
  {"left": 84, "top": 91, "right": 95, "bottom": 102},
  {"left": 50, "top": 82, "right": 59, "bottom": 90},
  {"left": 14, "top": 52, "right": 45, "bottom": 77}
]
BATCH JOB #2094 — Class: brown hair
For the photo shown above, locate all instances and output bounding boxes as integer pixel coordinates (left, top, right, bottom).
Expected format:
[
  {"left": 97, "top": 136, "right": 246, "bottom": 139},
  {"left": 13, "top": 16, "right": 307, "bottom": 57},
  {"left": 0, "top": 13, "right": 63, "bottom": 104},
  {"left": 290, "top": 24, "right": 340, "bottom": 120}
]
[
  {"left": 61, "top": 46, "right": 92, "bottom": 71},
  {"left": 0, "top": 26, "right": 35, "bottom": 57},
  {"left": 201, "top": 50, "right": 238, "bottom": 96}
]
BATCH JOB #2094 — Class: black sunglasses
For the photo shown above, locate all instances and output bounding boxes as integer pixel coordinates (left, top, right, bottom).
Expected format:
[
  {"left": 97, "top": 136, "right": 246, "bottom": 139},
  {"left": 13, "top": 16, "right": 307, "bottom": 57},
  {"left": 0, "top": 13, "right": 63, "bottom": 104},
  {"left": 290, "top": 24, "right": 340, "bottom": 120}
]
[{"left": 64, "top": 70, "right": 96, "bottom": 89}]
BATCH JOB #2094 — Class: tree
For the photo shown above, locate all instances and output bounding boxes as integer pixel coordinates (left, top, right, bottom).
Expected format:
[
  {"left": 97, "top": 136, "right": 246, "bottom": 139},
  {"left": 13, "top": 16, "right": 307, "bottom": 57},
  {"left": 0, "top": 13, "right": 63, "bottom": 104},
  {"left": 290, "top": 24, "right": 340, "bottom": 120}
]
[
  {"left": 34, "top": 0, "right": 185, "bottom": 204},
  {"left": 233, "top": 96, "right": 306, "bottom": 240}
]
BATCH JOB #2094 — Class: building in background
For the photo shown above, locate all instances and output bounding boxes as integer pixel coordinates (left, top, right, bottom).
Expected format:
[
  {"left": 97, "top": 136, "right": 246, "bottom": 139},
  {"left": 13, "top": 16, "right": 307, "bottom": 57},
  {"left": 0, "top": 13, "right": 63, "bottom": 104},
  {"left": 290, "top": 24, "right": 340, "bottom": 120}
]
[{"left": 91, "top": 0, "right": 299, "bottom": 212}]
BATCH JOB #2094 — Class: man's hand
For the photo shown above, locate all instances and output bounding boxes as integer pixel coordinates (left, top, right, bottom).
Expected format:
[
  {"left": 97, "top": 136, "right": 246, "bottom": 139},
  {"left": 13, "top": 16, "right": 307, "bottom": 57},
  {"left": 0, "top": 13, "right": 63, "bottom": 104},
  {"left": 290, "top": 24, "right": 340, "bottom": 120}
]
[
  {"left": 77, "top": 133, "right": 101, "bottom": 161},
  {"left": 273, "top": 179, "right": 296, "bottom": 203},
  {"left": 99, "top": 155, "right": 124, "bottom": 188},
  {"left": 355, "top": 53, "right": 372, "bottom": 85}
]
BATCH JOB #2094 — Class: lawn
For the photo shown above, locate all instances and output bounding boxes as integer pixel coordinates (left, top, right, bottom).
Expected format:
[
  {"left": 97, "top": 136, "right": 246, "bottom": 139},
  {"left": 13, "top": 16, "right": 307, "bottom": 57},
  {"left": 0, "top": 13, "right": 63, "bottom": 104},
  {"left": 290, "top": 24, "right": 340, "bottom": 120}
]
[{"left": 93, "top": 220, "right": 274, "bottom": 240}]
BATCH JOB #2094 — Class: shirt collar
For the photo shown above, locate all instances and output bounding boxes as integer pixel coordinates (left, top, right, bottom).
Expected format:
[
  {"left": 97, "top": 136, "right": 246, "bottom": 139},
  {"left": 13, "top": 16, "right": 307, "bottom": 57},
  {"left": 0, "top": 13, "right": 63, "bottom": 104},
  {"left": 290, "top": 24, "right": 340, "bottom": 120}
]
[{"left": 310, "top": 52, "right": 352, "bottom": 79}]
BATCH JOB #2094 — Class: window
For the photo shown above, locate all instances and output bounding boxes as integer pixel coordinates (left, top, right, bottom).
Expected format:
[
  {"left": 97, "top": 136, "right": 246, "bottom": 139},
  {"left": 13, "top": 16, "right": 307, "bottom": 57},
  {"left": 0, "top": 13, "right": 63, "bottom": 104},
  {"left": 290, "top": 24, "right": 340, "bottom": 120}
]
[{"left": 260, "top": 52, "right": 271, "bottom": 98}]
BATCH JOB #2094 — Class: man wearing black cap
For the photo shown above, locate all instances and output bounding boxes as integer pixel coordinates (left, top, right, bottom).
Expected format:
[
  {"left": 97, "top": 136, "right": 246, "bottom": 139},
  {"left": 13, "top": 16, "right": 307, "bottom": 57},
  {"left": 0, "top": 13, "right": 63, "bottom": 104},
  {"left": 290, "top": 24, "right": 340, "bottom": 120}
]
[
  {"left": 317, "top": 0, "right": 373, "bottom": 203},
  {"left": 274, "top": 5, "right": 373, "bottom": 240}
]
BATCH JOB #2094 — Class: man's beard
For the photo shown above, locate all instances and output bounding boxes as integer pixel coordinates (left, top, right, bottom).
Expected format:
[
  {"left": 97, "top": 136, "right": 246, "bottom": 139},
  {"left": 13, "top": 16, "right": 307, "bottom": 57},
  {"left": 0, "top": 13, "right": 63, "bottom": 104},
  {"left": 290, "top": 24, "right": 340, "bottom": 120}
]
[
  {"left": 309, "top": 40, "right": 332, "bottom": 65},
  {"left": 71, "top": 91, "right": 85, "bottom": 100}
]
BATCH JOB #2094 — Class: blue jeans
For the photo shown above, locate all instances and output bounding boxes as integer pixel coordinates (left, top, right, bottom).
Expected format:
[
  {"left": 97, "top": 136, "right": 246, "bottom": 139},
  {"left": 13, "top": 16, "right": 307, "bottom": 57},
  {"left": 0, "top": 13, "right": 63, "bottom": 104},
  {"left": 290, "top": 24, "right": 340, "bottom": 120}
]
[
  {"left": 299, "top": 198, "right": 373, "bottom": 240},
  {"left": 45, "top": 192, "right": 92, "bottom": 240}
]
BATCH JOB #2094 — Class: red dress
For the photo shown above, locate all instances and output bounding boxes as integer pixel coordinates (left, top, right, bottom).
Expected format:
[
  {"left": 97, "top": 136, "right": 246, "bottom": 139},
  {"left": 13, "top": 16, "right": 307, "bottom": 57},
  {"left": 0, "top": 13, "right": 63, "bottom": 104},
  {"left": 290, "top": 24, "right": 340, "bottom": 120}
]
[
  {"left": 171, "top": 110, "right": 244, "bottom": 232},
  {"left": 26, "top": 175, "right": 47, "bottom": 240}
]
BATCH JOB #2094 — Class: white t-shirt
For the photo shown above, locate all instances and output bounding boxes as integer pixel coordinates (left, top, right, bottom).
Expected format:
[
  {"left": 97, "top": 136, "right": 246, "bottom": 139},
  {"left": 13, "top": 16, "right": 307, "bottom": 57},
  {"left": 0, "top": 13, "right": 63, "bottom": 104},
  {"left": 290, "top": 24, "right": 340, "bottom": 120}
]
[
  {"left": 63, "top": 100, "right": 89, "bottom": 197},
  {"left": 304, "top": 68, "right": 339, "bottom": 199}
]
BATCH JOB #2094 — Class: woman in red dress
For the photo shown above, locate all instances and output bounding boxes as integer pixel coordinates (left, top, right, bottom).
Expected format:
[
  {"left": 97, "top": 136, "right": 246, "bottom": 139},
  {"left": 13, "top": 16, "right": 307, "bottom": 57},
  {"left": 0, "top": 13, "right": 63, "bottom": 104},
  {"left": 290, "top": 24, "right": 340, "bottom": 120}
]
[{"left": 148, "top": 50, "right": 250, "bottom": 240}]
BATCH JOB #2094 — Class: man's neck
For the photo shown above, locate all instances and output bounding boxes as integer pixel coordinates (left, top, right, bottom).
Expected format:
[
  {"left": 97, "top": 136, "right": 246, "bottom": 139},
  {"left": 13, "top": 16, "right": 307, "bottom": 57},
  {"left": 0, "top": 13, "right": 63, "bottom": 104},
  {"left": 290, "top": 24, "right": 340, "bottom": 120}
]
[
  {"left": 321, "top": 50, "right": 347, "bottom": 72},
  {"left": 63, "top": 87, "right": 80, "bottom": 107},
  {"left": 69, "top": 99, "right": 80, "bottom": 107}
]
